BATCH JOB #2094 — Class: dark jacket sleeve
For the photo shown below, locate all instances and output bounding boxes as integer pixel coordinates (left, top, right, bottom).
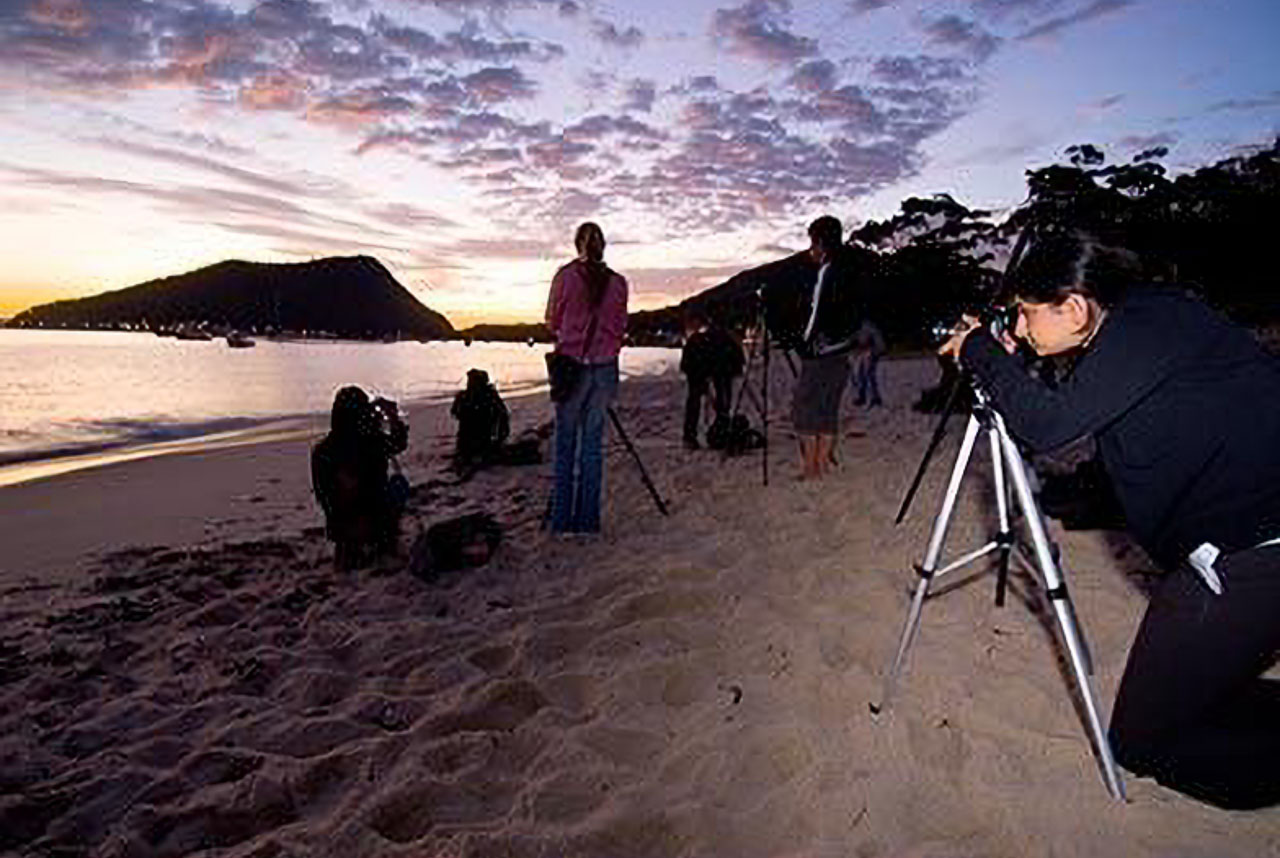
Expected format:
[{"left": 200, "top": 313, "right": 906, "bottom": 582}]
[
  {"left": 311, "top": 442, "right": 333, "bottom": 516},
  {"left": 383, "top": 414, "right": 409, "bottom": 457},
  {"left": 958, "top": 295, "right": 1189, "bottom": 453}
]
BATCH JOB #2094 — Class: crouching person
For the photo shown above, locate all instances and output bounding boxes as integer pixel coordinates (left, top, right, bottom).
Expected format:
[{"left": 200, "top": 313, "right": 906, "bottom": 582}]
[
  {"left": 311, "top": 386, "right": 409, "bottom": 571},
  {"left": 451, "top": 368, "right": 510, "bottom": 468}
]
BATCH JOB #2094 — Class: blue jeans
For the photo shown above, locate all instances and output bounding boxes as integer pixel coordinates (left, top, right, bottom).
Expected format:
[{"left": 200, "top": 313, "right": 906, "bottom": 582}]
[
  {"left": 552, "top": 360, "right": 618, "bottom": 533},
  {"left": 854, "top": 352, "right": 882, "bottom": 405}
]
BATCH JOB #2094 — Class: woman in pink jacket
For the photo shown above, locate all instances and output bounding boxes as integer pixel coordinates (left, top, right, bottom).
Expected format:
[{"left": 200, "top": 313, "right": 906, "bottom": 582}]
[{"left": 544, "top": 222, "right": 629, "bottom": 533}]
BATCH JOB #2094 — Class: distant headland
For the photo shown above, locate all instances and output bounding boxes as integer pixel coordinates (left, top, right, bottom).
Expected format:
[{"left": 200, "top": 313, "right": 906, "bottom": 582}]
[{"left": 5, "top": 256, "right": 456, "bottom": 342}]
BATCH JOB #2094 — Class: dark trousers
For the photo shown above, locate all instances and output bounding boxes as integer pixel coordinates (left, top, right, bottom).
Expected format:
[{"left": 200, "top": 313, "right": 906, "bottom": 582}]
[
  {"left": 684, "top": 374, "right": 733, "bottom": 442},
  {"left": 1108, "top": 544, "right": 1280, "bottom": 808},
  {"left": 853, "top": 352, "right": 882, "bottom": 405}
]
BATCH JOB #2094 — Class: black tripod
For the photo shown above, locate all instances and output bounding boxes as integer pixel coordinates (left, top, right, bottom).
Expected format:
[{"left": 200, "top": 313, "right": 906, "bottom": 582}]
[
  {"left": 608, "top": 406, "right": 669, "bottom": 517},
  {"left": 540, "top": 403, "right": 669, "bottom": 529},
  {"left": 873, "top": 383, "right": 1125, "bottom": 800},
  {"left": 728, "top": 288, "right": 798, "bottom": 486}
]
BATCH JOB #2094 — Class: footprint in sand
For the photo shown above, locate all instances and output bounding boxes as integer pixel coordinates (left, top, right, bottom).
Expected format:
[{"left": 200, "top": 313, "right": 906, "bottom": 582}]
[
  {"left": 603, "top": 587, "right": 718, "bottom": 630},
  {"left": 425, "top": 679, "right": 548, "bottom": 736},
  {"left": 578, "top": 723, "right": 668, "bottom": 770},
  {"left": 528, "top": 768, "right": 613, "bottom": 825},
  {"left": 467, "top": 642, "right": 515, "bottom": 673},
  {"left": 131, "top": 772, "right": 298, "bottom": 857},
  {"left": 277, "top": 668, "right": 355, "bottom": 710},
  {"left": 904, "top": 713, "right": 971, "bottom": 783},
  {"left": 289, "top": 750, "right": 362, "bottom": 817},
  {"left": 179, "top": 748, "right": 264, "bottom": 787},
  {"left": 347, "top": 693, "right": 429, "bottom": 732},
  {"left": 366, "top": 775, "right": 522, "bottom": 843}
]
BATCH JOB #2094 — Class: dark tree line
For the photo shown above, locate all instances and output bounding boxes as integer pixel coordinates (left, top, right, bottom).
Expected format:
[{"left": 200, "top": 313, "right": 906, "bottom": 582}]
[
  {"left": 852, "top": 136, "right": 1280, "bottom": 344},
  {"left": 630, "top": 137, "right": 1280, "bottom": 349}
]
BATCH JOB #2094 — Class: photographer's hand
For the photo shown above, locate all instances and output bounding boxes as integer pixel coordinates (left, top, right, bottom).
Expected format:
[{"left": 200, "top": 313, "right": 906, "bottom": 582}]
[
  {"left": 937, "top": 315, "right": 981, "bottom": 361},
  {"left": 938, "top": 315, "right": 1020, "bottom": 360}
]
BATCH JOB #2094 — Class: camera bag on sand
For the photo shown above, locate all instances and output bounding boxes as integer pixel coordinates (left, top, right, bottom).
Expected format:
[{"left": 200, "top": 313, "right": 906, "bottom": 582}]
[
  {"left": 546, "top": 292, "right": 602, "bottom": 403},
  {"left": 706, "top": 414, "right": 765, "bottom": 456},
  {"left": 408, "top": 512, "right": 502, "bottom": 582}
]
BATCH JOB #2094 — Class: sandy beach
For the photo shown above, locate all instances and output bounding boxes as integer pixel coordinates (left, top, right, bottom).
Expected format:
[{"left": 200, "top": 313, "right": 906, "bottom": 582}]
[{"left": 1, "top": 357, "right": 1277, "bottom": 858}]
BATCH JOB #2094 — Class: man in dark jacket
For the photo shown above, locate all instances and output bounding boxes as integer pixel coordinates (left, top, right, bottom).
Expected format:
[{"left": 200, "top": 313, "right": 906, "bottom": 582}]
[
  {"left": 679, "top": 311, "right": 745, "bottom": 449},
  {"left": 792, "top": 215, "right": 863, "bottom": 478}
]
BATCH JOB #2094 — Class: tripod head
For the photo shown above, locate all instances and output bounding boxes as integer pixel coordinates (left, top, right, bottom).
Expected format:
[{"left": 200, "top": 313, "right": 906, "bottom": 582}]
[{"left": 895, "top": 371, "right": 1016, "bottom": 524}]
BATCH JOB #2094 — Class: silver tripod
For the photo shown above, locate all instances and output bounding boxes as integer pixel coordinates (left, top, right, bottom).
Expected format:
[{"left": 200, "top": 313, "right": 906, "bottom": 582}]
[{"left": 874, "top": 387, "right": 1126, "bottom": 801}]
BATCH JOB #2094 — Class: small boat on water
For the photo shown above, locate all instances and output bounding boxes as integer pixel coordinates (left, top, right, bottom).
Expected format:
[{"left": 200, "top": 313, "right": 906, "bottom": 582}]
[
  {"left": 173, "top": 325, "right": 213, "bottom": 341},
  {"left": 226, "top": 331, "right": 256, "bottom": 348}
]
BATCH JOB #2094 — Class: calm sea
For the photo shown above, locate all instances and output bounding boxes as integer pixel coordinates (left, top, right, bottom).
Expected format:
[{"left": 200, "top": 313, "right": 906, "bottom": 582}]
[{"left": 0, "top": 330, "right": 679, "bottom": 468}]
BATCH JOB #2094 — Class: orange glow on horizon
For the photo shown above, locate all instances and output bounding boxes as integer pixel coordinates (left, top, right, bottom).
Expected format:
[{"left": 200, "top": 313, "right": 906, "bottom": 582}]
[{"left": 0, "top": 287, "right": 65, "bottom": 318}]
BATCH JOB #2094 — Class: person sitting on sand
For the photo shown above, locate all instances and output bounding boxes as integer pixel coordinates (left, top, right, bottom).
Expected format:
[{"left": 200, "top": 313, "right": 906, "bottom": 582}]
[
  {"left": 451, "top": 368, "right": 510, "bottom": 467},
  {"left": 940, "top": 230, "right": 1280, "bottom": 809},
  {"left": 311, "top": 386, "right": 408, "bottom": 571}
]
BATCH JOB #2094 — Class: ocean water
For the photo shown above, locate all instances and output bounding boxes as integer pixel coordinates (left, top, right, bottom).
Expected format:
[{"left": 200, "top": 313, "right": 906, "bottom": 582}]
[{"left": 0, "top": 330, "right": 679, "bottom": 466}]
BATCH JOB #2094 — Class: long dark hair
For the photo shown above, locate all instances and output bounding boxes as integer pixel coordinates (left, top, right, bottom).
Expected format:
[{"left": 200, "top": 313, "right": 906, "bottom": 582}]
[
  {"left": 1005, "top": 229, "right": 1143, "bottom": 308},
  {"left": 574, "top": 222, "right": 611, "bottom": 307}
]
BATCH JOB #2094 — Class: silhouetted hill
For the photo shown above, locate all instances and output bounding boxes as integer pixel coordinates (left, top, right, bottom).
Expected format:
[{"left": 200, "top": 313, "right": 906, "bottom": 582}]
[
  {"left": 628, "top": 251, "right": 818, "bottom": 346},
  {"left": 456, "top": 322, "right": 551, "bottom": 343},
  {"left": 6, "top": 256, "right": 455, "bottom": 340}
]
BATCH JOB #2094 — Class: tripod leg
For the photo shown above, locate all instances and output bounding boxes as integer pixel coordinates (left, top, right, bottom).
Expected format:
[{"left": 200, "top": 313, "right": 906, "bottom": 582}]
[
  {"left": 763, "top": 323, "right": 770, "bottom": 487},
  {"left": 874, "top": 413, "right": 984, "bottom": 716},
  {"left": 895, "top": 378, "right": 965, "bottom": 524},
  {"left": 988, "top": 427, "right": 1013, "bottom": 607},
  {"left": 731, "top": 334, "right": 759, "bottom": 418},
  {"left": 607, "top": 407, "right": 670, "bottom": 517},
  {"left": 994, "top": 416, "right": 1126, "bottom": 801}
]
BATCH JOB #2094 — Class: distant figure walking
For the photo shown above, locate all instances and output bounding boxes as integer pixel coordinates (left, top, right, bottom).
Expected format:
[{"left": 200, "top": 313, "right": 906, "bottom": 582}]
[
  {"left": 679, "top": 310, "right": 745, "bottom": 450},
  {"left": 851, "top": 319, "right": 886, "bottom": 407},
  {"left": 545, "top": 222, "right": 628, "bottom": 533},
  {"left": 451, "top": 368, "right": 510, "bottom": 467},
  {"left": 311, "top": 386, "right": 408, "bottom": 571}
]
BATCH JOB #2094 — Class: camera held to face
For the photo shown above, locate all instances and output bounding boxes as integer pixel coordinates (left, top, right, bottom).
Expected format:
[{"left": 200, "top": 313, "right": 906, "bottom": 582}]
[{"left": 928, "top": 302, "right": 1018, "bottom": 347}]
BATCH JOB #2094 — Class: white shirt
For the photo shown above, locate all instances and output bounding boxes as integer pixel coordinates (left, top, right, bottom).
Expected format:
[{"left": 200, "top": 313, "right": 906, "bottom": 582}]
[{"left": 803, "top": 262, "right": 830, "bottom": 343}]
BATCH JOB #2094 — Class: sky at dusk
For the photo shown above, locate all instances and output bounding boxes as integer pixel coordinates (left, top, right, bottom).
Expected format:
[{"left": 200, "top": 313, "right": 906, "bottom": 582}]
[{"left": 1, "top": 0, "right": 1277, "bottom": 327}]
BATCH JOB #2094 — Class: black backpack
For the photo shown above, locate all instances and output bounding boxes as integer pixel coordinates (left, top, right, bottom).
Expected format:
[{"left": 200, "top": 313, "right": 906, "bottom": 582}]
[
  {"left": 408, "top": 512, "right": 502, "bottom": 582},
  {"left": 707, "top": 415, "right": 764, "bottom": 456}
]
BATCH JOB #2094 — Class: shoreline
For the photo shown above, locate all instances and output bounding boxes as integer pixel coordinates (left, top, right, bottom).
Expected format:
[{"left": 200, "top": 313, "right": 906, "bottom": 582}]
[
  {"left": 0, "top": 348, "right": 682, "bottom": 489},
  {"left": 0, "top": 384, "right": 560, "bottom": 490}
]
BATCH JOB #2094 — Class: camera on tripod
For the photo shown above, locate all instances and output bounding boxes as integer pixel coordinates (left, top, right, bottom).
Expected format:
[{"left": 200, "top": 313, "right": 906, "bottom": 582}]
[{"left": 927, "top": 302, "right": 1018, "bottom": 347}]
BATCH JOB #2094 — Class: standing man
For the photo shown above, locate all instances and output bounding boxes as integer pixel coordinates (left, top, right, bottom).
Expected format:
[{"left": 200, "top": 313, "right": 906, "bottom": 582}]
[
  {"left": 545, "top": 222, "right": 629, "bottom": 534},
  {"left": 679, "top": 310, "right": 745, "bottom": 450},
  {"left": 791, "top": 215, "right": 859, "bottom": 480},
  {"left": 851, "top": 319, "right": 886, "bottom": 407}
]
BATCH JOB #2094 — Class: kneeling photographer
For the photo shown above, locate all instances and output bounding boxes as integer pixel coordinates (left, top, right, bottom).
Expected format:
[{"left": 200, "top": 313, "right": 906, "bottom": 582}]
[
  {"left": 939, "top": 230, "right": 1280, "bottom": 809},
  {"left": 311, "top": 386, "right": 410, "bottom": 571}
]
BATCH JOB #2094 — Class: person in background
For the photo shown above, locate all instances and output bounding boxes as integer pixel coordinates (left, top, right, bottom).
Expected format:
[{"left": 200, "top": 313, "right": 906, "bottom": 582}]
[
  {"left": 544, "top": 222, "right": 628, "bottom": 534},
  {"left": 851, "top": 318, "right": 886, "bottom": 407},
  {"left": 451, "top": 368, "right": 510, "bottom": 467},
  {"left": 679, "top": 309, "right": 745, "bottom": 450},
  {"left": 792, "top": 215, "right": 860, "bottom": 480},
  {"left": 311, "top": 386, "right": 408, "bottom": 571},
  {"left": 939, "top": 230, "right": 1280, "bottom": 809}
]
